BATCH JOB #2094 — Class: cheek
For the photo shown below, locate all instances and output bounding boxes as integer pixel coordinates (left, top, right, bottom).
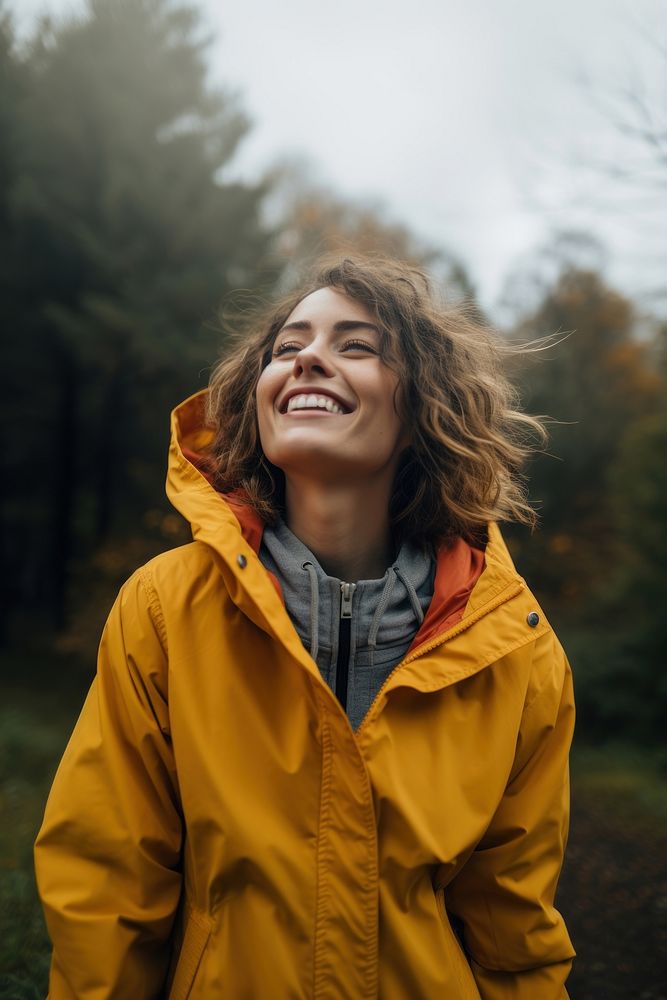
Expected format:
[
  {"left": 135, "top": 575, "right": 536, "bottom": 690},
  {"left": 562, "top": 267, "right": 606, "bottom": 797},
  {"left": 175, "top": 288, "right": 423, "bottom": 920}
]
[
  {"left": 378, "top": 374, "right": 409, "bottom": 446},
  {"left": 255, "top": 369, "right": 276, "bottom": 430},
  {"left": 373, "top": 372, "right": 402, "bottom": 420}
]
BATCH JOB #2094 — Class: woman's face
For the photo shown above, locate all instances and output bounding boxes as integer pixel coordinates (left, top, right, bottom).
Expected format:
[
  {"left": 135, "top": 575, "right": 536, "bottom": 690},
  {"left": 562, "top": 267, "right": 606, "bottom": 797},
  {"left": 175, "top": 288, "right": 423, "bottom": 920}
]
[{"left": 256, "top": 287, "right": 409, "bottom": 486}]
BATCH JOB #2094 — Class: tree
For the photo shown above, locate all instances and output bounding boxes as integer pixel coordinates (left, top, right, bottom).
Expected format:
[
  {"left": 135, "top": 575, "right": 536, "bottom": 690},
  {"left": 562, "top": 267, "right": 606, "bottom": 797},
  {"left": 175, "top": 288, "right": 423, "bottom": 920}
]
[
  {"left": 3, "top": 0, "right": 273, "bottom": 632},
  {"left": 0, "top": 5, "right": 32, "bottom": 646},
  {"left": 506, "top": 265, "right": 661, "bottom": 609},
  {"left": 569, "top": 399, "right": 667, "bottom": 743},
  {"left": 575, "top": 26, "right": 667, "bottom": 194},
  {"left": 564, "top": 20, "right": 667, "bottom": 312}
]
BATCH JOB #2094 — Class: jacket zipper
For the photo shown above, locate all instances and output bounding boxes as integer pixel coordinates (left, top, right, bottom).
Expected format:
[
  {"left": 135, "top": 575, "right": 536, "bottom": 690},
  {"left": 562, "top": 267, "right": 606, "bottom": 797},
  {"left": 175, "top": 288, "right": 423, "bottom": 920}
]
[{"left": 335, "top": 582, "right": 356, "bottom": 709}]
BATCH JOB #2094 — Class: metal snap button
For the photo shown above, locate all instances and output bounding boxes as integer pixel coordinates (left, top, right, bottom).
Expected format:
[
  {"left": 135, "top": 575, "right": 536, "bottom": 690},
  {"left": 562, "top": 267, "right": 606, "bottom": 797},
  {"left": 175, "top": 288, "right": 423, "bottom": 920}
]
[
  {"left": 527, "top": 611, "right": 540, "bottom": 627},
  {"left": 237, "top": 554, "right": 247, "bottom": 569}
]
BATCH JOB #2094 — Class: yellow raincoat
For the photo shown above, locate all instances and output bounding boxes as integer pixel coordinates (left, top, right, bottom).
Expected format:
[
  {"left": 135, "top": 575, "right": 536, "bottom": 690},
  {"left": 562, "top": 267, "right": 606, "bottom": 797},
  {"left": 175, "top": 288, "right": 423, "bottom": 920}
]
[{"left": 35, "top": 390, "right": 576, "bottom": 999}]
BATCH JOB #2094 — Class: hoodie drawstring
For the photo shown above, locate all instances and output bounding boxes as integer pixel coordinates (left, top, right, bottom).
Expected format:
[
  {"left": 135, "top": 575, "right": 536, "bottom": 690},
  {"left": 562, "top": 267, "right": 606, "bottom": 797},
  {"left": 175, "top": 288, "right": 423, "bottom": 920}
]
[
  {"left": 302, "top": 561, "right": 320, "bottom": 662},
  {"left": 367, "top": 567, "right": 398, "bottom": 671},
  {"left": 394, "top": 564, "right": 426, "bottom": 626}
]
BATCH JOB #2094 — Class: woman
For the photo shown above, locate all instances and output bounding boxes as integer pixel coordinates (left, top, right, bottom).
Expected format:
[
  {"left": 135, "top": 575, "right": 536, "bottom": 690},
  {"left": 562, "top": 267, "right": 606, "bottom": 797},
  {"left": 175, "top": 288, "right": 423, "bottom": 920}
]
[{"left": 35, "top": 255, "right": 576, "bottom": 999}]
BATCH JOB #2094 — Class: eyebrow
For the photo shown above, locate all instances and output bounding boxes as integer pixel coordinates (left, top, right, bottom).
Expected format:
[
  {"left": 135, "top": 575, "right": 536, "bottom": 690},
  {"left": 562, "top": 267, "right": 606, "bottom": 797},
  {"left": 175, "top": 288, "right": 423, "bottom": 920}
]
[{"left": 277, "top": 319, "right": 381, "bottom": 336}]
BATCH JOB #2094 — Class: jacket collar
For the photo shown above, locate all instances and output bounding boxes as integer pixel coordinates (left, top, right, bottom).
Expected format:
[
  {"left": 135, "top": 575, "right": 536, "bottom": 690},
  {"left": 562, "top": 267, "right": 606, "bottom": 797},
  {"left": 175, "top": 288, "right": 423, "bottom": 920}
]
[{"left": 167, "top": 391, "right": 538, "bottom": 696}]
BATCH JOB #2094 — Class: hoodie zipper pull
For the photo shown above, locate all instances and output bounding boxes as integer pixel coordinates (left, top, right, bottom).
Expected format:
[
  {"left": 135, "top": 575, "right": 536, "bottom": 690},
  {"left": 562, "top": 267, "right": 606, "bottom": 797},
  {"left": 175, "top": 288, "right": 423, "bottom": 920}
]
[
  {"left": 340, "top": 581, "right": 355, "bottom": 619},
  {"left": 335, "top": 582, "right": 356, "bottom": 710}
]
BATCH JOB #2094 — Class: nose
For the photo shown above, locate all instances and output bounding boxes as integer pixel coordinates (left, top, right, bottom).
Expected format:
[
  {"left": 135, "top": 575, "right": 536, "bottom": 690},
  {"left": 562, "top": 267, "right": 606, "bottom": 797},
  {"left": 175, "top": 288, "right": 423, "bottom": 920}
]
[{"left": 292, "top": 338, "right": 335, "bottom": 379}]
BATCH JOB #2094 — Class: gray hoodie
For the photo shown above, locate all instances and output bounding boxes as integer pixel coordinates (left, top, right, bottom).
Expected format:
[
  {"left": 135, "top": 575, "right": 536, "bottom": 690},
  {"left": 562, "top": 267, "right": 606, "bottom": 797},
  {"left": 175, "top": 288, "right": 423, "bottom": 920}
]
[{"left": 259, "top": 520, "right": 435, "bottom": 731}]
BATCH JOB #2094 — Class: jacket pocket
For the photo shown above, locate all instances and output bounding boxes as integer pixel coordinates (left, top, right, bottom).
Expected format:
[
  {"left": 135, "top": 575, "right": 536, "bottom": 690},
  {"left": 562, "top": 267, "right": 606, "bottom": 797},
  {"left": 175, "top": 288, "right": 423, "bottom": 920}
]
[{"left": 167, "top": 903, "right": 214, "bottom": 1000}]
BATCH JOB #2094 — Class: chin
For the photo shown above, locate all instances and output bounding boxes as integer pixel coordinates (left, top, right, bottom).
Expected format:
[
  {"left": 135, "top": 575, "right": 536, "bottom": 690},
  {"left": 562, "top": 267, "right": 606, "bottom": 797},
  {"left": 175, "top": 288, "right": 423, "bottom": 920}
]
[
  {"left": 274, "top": 449, "right": 396, "bottom": 487},
  {"left": 273, "top": 449, "right": 349, "bottom": 477}
]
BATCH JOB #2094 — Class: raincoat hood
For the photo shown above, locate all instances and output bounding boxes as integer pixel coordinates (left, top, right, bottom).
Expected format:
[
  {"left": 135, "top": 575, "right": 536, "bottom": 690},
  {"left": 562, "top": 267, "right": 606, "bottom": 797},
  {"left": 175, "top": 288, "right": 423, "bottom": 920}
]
[{"left": 166, "top": 389, "right": 525, "bottom": 658}]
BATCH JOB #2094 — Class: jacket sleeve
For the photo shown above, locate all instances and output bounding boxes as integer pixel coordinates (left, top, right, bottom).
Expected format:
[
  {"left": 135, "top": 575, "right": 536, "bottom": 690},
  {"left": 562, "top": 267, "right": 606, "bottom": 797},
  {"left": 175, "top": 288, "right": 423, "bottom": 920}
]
[
  {"left": 444, "top": 629, "right": 576, "bottom": 1000},
  {"left": 34, "top": 566, "right": 183, "bottom": 999}
]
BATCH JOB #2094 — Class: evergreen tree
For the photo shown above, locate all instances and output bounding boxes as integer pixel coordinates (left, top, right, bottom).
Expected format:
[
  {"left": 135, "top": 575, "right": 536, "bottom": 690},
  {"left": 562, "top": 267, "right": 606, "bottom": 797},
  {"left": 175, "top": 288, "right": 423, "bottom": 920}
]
[{"left": 4, "top": 0, "right": 274, "bottom": 631}]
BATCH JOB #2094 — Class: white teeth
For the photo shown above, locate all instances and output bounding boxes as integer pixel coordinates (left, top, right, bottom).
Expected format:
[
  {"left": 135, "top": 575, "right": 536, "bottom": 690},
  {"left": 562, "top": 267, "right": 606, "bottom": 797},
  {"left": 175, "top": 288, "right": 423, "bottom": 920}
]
[{"left": 286, "top": 394, "right": 344, "bottom": 414}]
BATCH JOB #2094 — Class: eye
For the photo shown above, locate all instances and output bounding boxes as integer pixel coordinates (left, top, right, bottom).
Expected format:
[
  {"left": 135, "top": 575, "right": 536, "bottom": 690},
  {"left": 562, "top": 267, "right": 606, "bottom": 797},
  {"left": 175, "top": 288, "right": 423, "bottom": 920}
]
[
  {"left": 272, "top": 337, "right": 379, "bottom": 358},
  {"left": 273, "top": 340, "right": 302, "bottom": 357},
  {"left": 339, "top": 339, "right": 378, "bottom": 354}
]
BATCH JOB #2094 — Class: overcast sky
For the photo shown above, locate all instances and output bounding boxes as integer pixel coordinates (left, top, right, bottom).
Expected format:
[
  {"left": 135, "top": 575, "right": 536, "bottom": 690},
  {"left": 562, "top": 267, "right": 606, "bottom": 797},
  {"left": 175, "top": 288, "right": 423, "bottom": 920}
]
[{"left": 15, "top": 0, "right": 667, "bottom": 319}]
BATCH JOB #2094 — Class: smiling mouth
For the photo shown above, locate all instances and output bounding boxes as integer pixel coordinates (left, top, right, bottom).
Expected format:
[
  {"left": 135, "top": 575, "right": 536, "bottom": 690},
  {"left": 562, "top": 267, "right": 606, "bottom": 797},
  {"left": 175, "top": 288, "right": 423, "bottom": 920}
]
[{"left": 283, "top": 393, "right": 349, "bottom": 415}]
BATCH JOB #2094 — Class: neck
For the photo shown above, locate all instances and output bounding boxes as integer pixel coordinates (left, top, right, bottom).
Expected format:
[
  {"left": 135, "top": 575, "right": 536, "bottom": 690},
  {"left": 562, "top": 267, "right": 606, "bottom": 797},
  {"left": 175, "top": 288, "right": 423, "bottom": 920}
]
[{"left": 284, "top": 476, "right": 395, "bottom": 581}]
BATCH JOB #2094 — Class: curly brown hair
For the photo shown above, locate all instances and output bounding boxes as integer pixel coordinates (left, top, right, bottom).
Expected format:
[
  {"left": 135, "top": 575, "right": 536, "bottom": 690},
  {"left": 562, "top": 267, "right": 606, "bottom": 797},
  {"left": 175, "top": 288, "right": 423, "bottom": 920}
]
[{"left": 204, "top": 254, "right": 549, "bottom": 549}]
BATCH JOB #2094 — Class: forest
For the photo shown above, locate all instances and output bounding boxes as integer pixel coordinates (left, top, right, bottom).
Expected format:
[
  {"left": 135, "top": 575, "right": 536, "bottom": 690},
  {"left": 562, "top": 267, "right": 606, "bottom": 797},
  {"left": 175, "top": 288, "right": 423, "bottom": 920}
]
[{"left": 0, "top": 0, "right": 665, "bottom": 996}]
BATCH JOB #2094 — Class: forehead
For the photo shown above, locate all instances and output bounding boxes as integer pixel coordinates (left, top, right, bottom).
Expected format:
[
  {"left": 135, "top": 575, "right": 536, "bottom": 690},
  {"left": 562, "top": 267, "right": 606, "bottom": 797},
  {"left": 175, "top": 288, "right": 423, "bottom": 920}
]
[{"left": 283, "top": 286, "right": 377, "bottom": 328}]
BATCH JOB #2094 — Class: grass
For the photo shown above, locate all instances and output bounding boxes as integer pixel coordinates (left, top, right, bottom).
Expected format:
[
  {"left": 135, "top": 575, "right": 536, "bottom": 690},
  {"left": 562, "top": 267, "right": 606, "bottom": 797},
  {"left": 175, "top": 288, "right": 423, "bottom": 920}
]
[
  {"left": 570, "top": 739, "right": 667, "bottom": 822},
  {"left": 561, "top": 739, "right": 667, "bottom": 1000},
  {"left": 0, "top": 681, "right": 85, "bottom": 998}
]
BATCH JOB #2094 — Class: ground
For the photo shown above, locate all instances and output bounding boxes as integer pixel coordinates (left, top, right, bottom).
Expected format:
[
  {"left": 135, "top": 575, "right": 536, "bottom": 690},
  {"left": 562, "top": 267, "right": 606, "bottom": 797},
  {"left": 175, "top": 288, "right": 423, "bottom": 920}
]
[
  {"left": 0, "top": 680, "right": 665, "bottom": 998},
  {"left": 559, "top": 747, "right": 667, "bottom": 1000}
]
